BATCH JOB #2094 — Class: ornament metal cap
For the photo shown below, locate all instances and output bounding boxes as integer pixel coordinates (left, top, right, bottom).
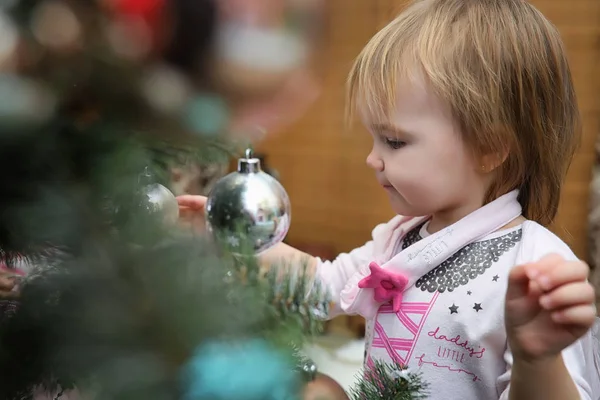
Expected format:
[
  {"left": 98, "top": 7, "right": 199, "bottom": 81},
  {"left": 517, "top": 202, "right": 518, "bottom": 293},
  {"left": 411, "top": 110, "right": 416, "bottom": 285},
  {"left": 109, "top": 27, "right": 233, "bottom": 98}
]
[
  {"left": 301, "top": 359, "right": 318, "bottom": 381},
  {"left": 238, "top": 148, "right": 261, "bottom": 173}
]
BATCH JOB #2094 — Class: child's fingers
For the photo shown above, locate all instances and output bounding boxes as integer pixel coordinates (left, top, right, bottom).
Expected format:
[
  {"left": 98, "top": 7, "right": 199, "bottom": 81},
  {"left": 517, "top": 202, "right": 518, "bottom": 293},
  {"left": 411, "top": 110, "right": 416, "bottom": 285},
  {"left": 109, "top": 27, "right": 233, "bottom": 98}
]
[
  {"left": 525, "top": 257, "right": 588, "bottom": 292},
  {"left": 551, "top": 304, "right": 597, "bottom": 327},
  {"left": 179, "top": 206, "right": 202, "bottom": 220},
  {"left": 539, "top": 282, "right": 595, "bottom": 310},
  {"left": 177, "top": 205, "right": 208, "bottom": 234},
  {"left": 525, "top": 253, "right": 565, "bottom": 275},
  {"left": 506, "top": 263, "right": 530, "bottom": 301},
  {"left": 176, "top": 195, "right": 207, "bottom": 210},
  {"left": 523, "top": 253, "right": 564, "bottom": 283}
]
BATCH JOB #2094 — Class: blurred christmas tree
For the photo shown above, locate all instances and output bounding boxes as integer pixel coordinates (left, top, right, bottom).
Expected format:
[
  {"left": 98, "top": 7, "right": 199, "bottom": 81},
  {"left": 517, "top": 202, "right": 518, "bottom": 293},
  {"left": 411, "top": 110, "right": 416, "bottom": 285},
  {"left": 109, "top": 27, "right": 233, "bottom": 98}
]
[{"left": 0, "top": 0, "right": 427, "bottom": 399}]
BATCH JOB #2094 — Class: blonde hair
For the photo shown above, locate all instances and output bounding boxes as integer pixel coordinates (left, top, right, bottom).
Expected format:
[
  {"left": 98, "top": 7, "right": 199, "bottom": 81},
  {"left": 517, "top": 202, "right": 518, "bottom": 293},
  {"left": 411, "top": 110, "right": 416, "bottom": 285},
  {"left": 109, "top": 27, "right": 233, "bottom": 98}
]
[{"left": 347, "top": 0, "right": 581, "bottom": 226}]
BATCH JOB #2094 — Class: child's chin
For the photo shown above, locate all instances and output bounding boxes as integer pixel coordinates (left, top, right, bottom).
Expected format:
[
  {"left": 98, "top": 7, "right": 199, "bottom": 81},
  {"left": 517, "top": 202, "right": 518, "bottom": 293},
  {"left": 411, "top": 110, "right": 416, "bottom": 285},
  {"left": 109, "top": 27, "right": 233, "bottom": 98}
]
[{"left": 390, "top": 199, "right": 427, "bottom": 218}]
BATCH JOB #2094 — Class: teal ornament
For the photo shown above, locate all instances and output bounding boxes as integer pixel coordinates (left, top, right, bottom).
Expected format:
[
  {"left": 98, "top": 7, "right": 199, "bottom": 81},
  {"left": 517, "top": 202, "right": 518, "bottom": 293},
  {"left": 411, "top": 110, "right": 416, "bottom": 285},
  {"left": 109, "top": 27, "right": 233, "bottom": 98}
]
[
  {"left": 184, "top": 94, "right": 230, "bottom": 136},
  {"left": 181, "top": 339, "right": 299, "bottom": 400}
]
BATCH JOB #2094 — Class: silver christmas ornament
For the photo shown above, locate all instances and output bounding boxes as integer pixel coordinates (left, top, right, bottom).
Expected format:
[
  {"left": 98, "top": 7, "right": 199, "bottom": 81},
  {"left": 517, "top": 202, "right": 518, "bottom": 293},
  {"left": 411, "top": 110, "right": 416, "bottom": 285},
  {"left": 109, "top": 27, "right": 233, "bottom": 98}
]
[
  {"left": 205, "top": 148, "right": 291, "bottom": 254},
  {"left": 141, "top": 183, "right": 179, "bottom": 224},
  {"left": 138, "top": 168, "right": 179, "bottom": 225}
]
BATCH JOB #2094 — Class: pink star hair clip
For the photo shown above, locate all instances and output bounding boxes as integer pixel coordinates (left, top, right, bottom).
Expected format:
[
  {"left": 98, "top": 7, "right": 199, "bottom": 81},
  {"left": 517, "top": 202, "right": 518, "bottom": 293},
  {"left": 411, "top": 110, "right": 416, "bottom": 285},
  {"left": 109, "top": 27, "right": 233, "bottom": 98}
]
[{"left": 358, "top": 261, "right": 408, "bottom": 312}]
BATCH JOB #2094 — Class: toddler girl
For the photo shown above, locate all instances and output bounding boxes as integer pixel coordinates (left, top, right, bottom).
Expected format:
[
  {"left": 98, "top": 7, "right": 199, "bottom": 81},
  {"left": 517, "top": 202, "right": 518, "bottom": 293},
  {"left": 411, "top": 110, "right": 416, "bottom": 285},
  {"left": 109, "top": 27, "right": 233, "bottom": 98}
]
[{"left": 178, "top": 0, "right": 600, "bottom": 398}]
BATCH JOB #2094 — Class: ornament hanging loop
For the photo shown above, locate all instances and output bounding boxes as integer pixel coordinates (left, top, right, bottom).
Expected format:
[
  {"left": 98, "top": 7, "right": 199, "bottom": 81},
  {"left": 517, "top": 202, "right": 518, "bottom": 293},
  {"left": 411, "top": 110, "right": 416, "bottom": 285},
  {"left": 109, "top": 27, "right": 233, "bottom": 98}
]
[
  {"left": 238, "top": 147, "right": 261, "bottom": 173},
  {"left": 138, "top": 166, "right": 153, "bottom": 185}
]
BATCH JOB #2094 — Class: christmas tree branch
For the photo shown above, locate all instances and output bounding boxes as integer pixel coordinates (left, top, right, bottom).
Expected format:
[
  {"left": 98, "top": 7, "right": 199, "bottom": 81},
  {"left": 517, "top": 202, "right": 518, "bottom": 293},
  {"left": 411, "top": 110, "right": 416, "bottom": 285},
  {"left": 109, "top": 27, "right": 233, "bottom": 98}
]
[{"left": 349, "top": 360, "right": 429, "bottom": 400}]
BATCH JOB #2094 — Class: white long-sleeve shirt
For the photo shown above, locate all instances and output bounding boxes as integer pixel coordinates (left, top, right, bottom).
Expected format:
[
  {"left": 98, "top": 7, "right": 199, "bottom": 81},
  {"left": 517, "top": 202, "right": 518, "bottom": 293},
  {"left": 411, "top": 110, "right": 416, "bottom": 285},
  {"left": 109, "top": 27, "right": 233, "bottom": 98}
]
[{"left": 317, "top": 216, "right": 600, "bottom": 399}]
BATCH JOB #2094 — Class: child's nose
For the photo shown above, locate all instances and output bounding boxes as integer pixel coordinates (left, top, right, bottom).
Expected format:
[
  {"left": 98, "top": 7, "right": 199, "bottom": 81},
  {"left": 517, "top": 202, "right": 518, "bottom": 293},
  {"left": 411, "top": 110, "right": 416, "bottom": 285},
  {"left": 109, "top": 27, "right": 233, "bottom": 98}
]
[{"left": 366, "top": 150, "right": 384, "bottom": 171}]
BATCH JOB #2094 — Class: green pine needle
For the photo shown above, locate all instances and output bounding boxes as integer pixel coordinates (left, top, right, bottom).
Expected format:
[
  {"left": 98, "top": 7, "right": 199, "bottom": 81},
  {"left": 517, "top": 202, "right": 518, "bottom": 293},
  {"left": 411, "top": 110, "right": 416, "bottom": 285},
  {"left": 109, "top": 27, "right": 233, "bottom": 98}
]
[{"left": 349, "top": 360, "right": 429, "bottom": 400}]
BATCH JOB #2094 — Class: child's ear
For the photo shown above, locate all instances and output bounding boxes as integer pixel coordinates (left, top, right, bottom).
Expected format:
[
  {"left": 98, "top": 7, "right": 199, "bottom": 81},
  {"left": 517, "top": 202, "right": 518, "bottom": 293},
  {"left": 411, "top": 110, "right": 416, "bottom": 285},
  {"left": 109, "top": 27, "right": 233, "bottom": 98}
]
[
  {"left": 480, "top": 151, "right": 508, "bottom": 173},
  {"left": 480, "top": 124, "right": 513, "bottom": 173}
]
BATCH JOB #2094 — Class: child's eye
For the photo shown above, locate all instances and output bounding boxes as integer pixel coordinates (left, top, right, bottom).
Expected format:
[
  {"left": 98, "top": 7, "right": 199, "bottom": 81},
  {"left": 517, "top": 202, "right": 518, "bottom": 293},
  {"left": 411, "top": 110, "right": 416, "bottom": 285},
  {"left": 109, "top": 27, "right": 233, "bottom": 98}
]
[{"left": 384, "top": 137, "right": 406, "bottom": 149}]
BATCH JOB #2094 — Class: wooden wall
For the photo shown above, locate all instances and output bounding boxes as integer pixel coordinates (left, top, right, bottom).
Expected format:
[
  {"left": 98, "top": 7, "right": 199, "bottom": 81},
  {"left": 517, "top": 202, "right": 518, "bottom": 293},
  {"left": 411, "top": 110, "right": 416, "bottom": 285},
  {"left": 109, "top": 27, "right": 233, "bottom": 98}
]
[{"left": 258, "top": 0, "right": 600, "bottom": 260}]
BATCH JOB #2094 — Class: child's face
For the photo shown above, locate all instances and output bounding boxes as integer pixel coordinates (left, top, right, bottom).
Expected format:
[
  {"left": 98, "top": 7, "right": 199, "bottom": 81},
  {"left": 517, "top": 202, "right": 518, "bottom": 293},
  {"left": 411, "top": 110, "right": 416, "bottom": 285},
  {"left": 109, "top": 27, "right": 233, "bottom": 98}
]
[{"left": 362, "top": 77, "right": 489, "bottom": 219}]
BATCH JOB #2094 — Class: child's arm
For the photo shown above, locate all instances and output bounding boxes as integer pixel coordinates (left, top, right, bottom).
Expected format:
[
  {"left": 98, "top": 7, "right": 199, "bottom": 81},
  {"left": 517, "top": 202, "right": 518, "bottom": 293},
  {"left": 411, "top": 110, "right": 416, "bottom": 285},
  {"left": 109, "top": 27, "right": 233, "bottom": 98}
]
[
  {"left": 177, "top": 195, "right": 397, "bottom": 318},
  {"left": 499, "top": 335, "right": 594, "bottom": 400},
  {"left": 260, "top": 240, "right": 375, "bottom": 318},
  {"left": 258, "top": 242, "right": 318, "bottom": 276},
  {"left": 508, "top": 355, "right": 583, "bottom": 400}
]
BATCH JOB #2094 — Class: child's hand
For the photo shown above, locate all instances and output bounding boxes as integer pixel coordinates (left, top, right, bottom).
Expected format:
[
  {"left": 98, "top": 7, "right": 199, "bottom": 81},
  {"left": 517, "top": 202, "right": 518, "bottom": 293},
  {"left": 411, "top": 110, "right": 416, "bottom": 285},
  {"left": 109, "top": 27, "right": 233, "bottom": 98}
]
[
  {"left": 505, "top": 254, "right": 596, "bottom": 362},
  {"left": 176, "top": 195, "right": 208, "bottom": 233}
]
